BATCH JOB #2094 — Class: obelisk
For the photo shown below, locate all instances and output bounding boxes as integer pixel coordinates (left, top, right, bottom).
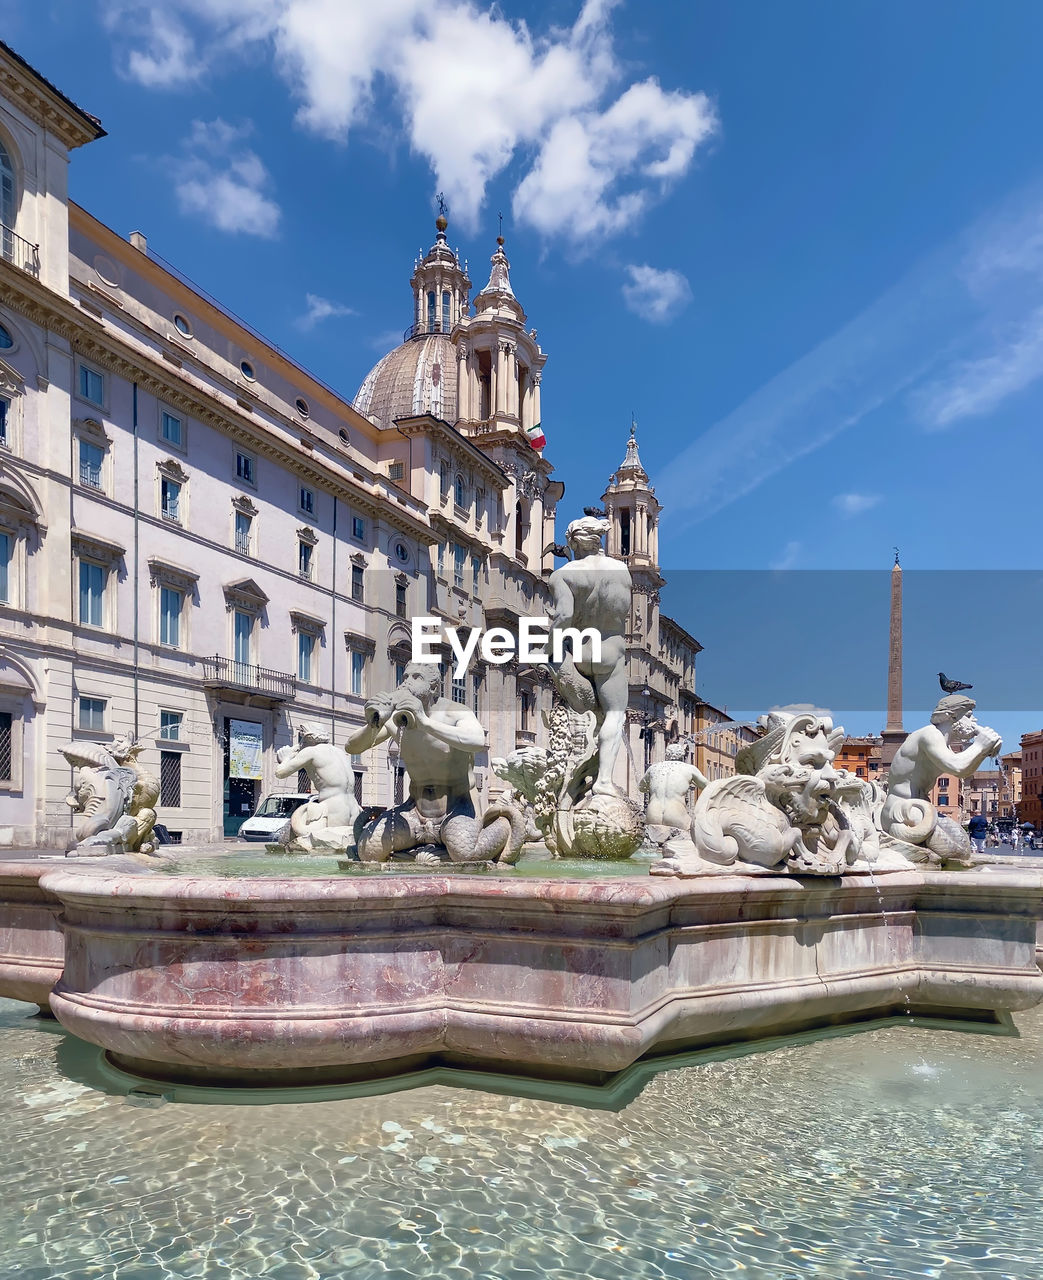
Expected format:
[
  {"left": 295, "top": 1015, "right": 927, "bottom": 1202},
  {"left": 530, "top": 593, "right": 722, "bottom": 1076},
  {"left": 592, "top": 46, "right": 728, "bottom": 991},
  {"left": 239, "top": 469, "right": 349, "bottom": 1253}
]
[{"left": 880, "top": 550, "right": 907, "bottom": 767}]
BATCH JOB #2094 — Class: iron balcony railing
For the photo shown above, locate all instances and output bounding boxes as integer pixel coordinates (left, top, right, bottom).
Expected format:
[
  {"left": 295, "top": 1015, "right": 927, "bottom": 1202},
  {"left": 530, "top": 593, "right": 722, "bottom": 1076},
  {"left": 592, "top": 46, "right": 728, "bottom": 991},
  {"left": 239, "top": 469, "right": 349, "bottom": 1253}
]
[
  {"left": 1, "top": 223, "right": 40, "bottom": 277},
  {"left": 234, "top": 531, "right": 252, "bottom": 555},
  {"left": 79, "top": 462, "right": 102, "bottom": 489},
  {"left": 402, "top": 319, "right": 451, "bottom": 341},
  {"left": 202, "top": 655, "right": 296, "bottom": 700}
]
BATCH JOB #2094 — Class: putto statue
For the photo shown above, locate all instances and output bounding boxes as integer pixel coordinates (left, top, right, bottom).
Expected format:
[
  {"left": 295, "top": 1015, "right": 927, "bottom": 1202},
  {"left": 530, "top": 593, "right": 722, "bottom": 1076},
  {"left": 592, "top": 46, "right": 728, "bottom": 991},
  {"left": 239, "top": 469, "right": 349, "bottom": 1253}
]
[
  {"left": 638, "top": 743, "right": 707, "bottom": 854},
  {"left": 652, "top": 710, "right": 878, "bottom": 877},
  {"left": 61, "top": 737, "right": 159, "bottom": 856},
  {"left": 880, "top": 694, "right": 1002, "bottom": 865},
  {"left": 513, "top": 513, "right": 643, "bottom": 859},
  {"left": 347, "top": 663, "right": 527, "bottom": 865},
  {"left": 271, "top": 723, "right": 360, "bottom": 852}
]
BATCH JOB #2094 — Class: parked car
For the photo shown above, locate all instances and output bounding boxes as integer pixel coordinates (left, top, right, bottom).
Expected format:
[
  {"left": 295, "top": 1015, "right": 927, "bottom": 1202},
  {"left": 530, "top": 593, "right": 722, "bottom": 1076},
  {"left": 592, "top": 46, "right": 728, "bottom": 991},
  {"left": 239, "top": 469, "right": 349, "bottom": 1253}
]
[{"left": 237, "top": 793, "right": 310, "bottom": 842}]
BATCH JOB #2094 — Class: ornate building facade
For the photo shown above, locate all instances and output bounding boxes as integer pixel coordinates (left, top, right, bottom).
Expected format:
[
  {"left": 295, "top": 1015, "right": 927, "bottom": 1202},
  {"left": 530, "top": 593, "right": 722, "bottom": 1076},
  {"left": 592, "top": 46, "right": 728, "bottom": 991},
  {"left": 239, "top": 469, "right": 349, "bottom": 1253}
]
[{"left": 0, "top": 42, "right": 703, "bottom": 847}]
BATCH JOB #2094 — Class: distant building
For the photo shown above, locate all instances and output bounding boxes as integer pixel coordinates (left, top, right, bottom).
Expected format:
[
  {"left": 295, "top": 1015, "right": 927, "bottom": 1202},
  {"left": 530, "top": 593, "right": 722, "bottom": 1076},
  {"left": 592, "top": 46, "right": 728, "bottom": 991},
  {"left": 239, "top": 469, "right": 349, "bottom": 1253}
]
[
  {"left": 1019, "top": 731, "right": 1043, "bottom": 828},
  {"left": 965, "top": 770, "right": 1003, "bottom": 819},
  {"left": 1000, "top": 751, "right": 1022, "bottom": 819},
  {"left": 834, "top": 734, "right": 883, "bottom": 786},
  {"left": 691, "top": 699, "right": 758, "bottom": 781}
]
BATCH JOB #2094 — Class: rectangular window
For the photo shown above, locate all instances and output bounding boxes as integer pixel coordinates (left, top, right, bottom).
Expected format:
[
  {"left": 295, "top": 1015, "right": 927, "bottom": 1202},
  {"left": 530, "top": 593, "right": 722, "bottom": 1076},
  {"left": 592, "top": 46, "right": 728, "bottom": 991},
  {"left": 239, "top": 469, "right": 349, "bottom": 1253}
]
[
  {"left": 452, "top": 675, "right": 466, "bottom": 705},
  {"left": 350, "top": 650, "right": 365, "bottom": 696},
  {"left": 351, "top": 516, "right": 365, "bottom": 541},
  {"left": 388, "top": 462, "right": 404, "bottom": 482},
  {"left": 235, "top": 511, "right": 252, "bottom": 555},
  {"left": 298, "top": 631, "right": 314, "bottom": 683},
  {"left": 395, "top": 661, "right": 406, "bottom": 686},
  {"left": 235, "top": 451, "right": 255, "bottom": 484},
  {"left": 351, "top": 564, "right": 364, "bottom": 602},
  {"left": 520, "top": 690, "right": 531, "bottom": 731},
  {"left": 440, "top": 462, "right": 450, "bottom": 499},
  {"left": 298, "top": 541, "right": 313, "bottom": 580},
  {"left": 395, "top": 582, "right": 407, "bottom": 618},
  {"left": 453, "top": 542, "right": 466, "bottom": 588},
  {"left": 472, "top": 675, "right": 481, "bottom": 716},
  {"left": 471, "top": 555, "right": 480, "bottom": 593},
  {"left": 437, "top": 541, "right": 445, "bottom": 575},
  {"left": 161, "top": 477, "right": 181, "bottom": 522},
  {"left": 299, "top": 486, "right": 315, "bottom": 514},
  {"left": 161, "top": 411, "right": 182, "bottom": 446},
  {"left": 79, "top": 440, "right": 104, "bottom": 489},
  {"left": 0, "top": 711, "right": 11, "bottom": 782},
  {"left": 78, "top": 560, "right": 104, "bottom": 627},
  {"left": 0, "top": 531, "right": 8, "bottom": 603},
  {"left": 233, "top": 610, "right": 252, "bottom": 667},
  {"left": 0, "top": 397, "right": 8, "bottom": 446},
  {"left": 78, "top": 697, "right": 105, "bottom": 732},
  {"left": 474, "top": 488, "right": 484, "bottom": 522},
  {"left": 159, "top": 710, "right": 183, "bottom": 741},
  {"left": 78, "top": 365, "right": 104, "bottom": 406},
  {"left": 160, "top": 751, "right": 182, "bottom": 808},
  {"left": 159, "top": 586, "right": 182, "bottom": 647}
]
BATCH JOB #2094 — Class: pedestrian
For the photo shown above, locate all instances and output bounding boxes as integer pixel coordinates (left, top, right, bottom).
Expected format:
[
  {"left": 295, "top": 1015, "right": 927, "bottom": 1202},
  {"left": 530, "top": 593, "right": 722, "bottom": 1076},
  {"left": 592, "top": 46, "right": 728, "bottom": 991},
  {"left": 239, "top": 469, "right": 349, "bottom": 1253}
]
[
  {"left": 1011, "top": 827, "right": 1021, "bottom": 851},
  {"left": 967, "top": 812, "right": 989, "bottom": 853}
]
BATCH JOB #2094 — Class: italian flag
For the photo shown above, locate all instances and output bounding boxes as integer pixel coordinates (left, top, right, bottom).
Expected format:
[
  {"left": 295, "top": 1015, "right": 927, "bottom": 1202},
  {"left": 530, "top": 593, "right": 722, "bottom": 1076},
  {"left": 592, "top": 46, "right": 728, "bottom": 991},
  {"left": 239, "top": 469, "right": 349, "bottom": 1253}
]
[{"left": 526, "top": 421, "right": 546, "bottom": 451}]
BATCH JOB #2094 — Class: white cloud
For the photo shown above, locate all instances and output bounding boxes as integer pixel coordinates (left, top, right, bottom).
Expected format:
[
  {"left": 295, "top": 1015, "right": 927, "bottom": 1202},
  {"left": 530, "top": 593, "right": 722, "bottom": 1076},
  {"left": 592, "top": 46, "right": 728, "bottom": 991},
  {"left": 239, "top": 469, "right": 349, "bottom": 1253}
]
[
  {"left": 653, "top": 186, "right": 1043, "bottom": 529},
  {"left": 513, "top": 80, "right": 716, "bottom": 240},
  {"left": 295, "top": 292, "right": 356, "bottom": 330},
  {"left": 111, "top": 0, "right": 715, "bottom": 239},
  {"left": 832, "top": 492, "right": 881, "bottom": 517},
  {"left": 771, "top": 540, "right": 801, "bottom": 571},
  {"left": 176, "top": 119, "right": 281, "bottom": 237},
  {"left": 915, "top": 306, "right": 1043, "bottom": 429},
  {"left": 622, "top": 264, "right": 693, "bottom": 323}
]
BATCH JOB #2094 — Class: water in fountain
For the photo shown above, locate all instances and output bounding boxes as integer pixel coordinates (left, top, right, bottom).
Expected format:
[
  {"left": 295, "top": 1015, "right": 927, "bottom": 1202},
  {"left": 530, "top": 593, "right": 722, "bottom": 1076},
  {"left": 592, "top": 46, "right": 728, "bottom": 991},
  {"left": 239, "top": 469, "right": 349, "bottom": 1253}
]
[{"left": 1, "top": 993, "right": 1040, "bottom": 1277}]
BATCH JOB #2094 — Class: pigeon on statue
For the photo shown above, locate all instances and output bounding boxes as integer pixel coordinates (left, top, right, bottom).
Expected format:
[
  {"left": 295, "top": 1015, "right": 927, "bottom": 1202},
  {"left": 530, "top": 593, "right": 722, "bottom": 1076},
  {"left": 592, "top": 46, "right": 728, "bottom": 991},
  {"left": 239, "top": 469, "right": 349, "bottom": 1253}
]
[{"left": 938, "top": 672, "right": 973, "bottom": 693}]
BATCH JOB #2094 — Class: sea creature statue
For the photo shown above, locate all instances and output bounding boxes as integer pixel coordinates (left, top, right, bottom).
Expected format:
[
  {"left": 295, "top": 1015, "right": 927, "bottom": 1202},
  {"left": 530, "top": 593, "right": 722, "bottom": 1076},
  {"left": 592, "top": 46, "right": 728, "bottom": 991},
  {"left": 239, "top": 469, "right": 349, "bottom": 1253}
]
[
  {"left": 61, "top": 737, "right": 159, "bottom": 856},
  {"left": 271, "top": 723, "right": 361, "bottom": 852},
  {"left": 880, "top": 694, "right": 1001, "bottom": 866},
  {"left": 652, "top": 710, "right": 864, "bottom": 878},
  {"left": 638, "top": 743, "right": 708, "bottom": 855},
  {"left": 525, "top": 514, "right": 644, "bottom": 859},
  {"left": 347, "top": 662, "right": 527, "bottom": 865}
]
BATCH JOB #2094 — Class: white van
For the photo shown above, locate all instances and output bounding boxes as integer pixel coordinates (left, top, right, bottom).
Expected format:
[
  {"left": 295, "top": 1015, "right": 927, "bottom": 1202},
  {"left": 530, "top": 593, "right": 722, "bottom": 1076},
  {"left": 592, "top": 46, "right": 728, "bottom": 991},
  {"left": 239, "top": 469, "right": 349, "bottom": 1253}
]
[{"left": 237, "top": 793, "right": 310, "bottom": 842}]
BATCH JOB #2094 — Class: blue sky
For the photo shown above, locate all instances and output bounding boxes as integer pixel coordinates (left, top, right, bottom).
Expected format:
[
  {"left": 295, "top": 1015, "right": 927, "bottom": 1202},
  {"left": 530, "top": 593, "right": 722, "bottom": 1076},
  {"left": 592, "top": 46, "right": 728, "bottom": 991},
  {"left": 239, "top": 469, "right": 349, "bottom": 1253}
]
[{"left": 5, "top": 0, "right": 1043, "bottom": 743}]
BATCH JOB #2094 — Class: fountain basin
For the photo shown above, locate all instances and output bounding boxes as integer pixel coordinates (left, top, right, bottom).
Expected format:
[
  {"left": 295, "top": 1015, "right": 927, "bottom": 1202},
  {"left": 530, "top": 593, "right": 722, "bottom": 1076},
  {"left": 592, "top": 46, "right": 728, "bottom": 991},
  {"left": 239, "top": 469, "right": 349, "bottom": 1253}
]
[{"left": 1, "top": 862, "right": 1041, "bottom": 1086}]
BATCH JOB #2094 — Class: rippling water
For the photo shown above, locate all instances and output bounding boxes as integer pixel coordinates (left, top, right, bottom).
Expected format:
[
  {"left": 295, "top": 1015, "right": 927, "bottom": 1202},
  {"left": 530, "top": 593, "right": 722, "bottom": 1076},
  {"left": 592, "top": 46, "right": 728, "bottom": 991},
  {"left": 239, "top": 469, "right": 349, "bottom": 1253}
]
[{"left": 1, "top": 997, "right": 1041, "bottom": 1279}]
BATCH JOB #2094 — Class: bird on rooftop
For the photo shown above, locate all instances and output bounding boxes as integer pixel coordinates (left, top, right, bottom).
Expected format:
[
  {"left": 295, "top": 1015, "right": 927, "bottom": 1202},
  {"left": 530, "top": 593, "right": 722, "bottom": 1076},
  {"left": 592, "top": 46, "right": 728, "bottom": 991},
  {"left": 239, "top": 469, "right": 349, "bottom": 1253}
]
[{"left": 939, "top": 672, "right": 973, "bottom": 693}]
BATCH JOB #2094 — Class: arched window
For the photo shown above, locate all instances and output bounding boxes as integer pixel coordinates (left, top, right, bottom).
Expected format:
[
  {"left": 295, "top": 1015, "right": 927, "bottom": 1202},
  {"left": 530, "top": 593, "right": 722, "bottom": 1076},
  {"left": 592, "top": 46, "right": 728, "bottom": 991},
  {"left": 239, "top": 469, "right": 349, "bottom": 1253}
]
[
  {"left": 0, "top": 139, "right": 13, "bottom": 232},
  {"left": 441, "top": 290, "right": 450, "bottom": 331},
  {"left": 454, "top": 474, "right": 465, "bottom": 507},
  {"left": 427, "top": 291, "right": 436, "bottom": 331}
]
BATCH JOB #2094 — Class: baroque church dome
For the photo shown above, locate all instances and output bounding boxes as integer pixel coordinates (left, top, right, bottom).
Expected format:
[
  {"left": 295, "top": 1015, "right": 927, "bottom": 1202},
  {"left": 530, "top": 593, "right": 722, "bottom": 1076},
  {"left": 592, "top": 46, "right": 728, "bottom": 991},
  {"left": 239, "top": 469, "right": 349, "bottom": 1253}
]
[
  {"left": 352, "top": 212, "right": 469, "bottom": 429},
  {"left": 353, "top": 331, "right": 457, "bottom": 429}
]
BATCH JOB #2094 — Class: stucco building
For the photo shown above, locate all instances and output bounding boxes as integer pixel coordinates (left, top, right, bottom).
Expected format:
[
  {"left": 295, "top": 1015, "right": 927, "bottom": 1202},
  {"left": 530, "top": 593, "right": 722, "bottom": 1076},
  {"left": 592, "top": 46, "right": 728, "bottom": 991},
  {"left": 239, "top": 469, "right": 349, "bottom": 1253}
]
[{"left": 0, "top": 43, "right": 704, "bottom": 846}]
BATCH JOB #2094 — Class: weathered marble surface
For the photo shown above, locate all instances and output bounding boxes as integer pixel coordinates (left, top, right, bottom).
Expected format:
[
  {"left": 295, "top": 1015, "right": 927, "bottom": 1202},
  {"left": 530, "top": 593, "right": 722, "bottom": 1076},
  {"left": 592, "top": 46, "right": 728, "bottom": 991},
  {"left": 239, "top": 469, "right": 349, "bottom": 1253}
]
[{"left": 0, "top": 862, "right": 1036, "bottom": 1085}]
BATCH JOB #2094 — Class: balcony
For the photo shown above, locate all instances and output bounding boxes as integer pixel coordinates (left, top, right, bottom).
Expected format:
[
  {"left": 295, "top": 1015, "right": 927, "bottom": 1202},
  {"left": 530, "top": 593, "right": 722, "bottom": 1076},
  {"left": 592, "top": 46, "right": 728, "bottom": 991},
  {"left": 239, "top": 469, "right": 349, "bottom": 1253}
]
[
  {"left": 403, "top": 319, "right": 451, "bottom": 341},
  {"left": 202, "top": 656, "right": 296, "bottom": 702},
  {"left": 1, "top": 224, "right": 40, "bottom": 277},
  {"left": 79, "top": 462, "right": 102, "bottom": 489}
]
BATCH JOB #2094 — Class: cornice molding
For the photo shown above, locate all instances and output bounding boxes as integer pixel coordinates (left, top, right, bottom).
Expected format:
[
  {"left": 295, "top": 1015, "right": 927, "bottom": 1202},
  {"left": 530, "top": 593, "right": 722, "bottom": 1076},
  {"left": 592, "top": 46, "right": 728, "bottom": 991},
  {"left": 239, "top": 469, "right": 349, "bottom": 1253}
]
[
  {"left": 147, "top": 557, "right": 199, "bottom": 592},
  {"left": 0, "top": 56, "right": 105, "bottom": 151},
  {"left": 0, "top": 261, "right": 438, "bottom": 546},
  {"left": 71, "top": 528, "right": 124, "bottom": 565}
]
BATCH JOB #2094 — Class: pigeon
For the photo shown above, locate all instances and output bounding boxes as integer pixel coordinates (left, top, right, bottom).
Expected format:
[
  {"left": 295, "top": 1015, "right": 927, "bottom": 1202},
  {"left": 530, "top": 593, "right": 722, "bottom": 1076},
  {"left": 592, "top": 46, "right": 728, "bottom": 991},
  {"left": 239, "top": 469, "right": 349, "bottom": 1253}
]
[
  {"left": 543, "top": 541, "right": 571, "bottom": 561},
  {"left": 939, "top": 672, "right": 973, "bottom": 693},
  {"left": 582, "top": 505, "right": 606, "bottom": 518}
]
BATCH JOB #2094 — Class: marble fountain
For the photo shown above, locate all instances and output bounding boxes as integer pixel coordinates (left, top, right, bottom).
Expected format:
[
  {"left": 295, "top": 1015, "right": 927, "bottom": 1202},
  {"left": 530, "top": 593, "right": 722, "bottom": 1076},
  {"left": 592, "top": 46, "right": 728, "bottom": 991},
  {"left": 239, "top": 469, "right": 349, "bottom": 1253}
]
[{"left": 1, "top": 514, "right": 1040, "bottom": 1098}]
